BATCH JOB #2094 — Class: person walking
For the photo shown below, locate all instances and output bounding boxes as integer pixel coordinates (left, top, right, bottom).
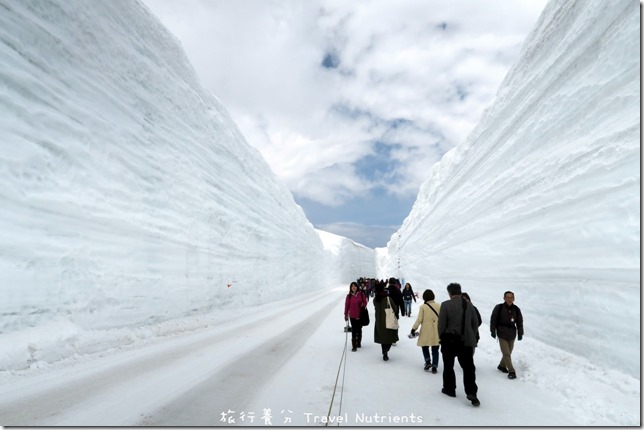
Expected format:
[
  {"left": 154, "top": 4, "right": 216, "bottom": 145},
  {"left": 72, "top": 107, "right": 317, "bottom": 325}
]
[
  {"left": 490, "top": 291, "right": 524, "bottom": 379},
  {"left": 437, "top": 283, "right": 480, "bottom": 407},
  {"left": 410, "top": 289, "right": 441, "bottom": 373},
  {"left": 364, "top": 279, "right": 372, "bottom": 302},
  {"left": 461, "top": 292, "right": 482, "bottom": 352},
  {"left": 402, "top": 283, "right": 417, "bottom": 317},
  {"left": 344, "top": 282, "right": 367, "bottom": 351},
  {"left": 387, "top": 277, "right": 405, "bottom": 317},
  {"left": 373, "top": 282, "right": 399, "bottom": 361}
]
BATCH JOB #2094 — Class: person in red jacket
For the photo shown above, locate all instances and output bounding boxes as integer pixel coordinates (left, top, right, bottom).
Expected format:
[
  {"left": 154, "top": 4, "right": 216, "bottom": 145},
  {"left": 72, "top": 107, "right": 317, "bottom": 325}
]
[{"left": 345, "top": 281, "right": 367, "bottom": 351}]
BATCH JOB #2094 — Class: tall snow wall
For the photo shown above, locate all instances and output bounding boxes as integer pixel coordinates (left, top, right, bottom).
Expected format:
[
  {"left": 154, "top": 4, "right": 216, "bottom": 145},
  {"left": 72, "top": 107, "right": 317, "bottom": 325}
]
[
  {"left": 380, "top": 0, "right": 640, "bottom": 377},
  {"left": 317, "top": 230, "right": 376, "bottom": 286},
  {"left": 0, "top": 0, "right": 328, "bottom": 336}
]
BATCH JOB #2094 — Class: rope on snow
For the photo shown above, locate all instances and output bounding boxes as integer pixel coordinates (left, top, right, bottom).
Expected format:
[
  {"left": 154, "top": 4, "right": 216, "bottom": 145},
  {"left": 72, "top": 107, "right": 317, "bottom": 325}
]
[{"left": 324, "top": 320, "right": 350, "bottom": 426}]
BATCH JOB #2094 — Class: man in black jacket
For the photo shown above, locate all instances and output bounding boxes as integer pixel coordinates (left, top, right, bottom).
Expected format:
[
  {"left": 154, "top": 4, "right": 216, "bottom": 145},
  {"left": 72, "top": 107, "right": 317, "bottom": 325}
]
[
  {"left": 437, "top": 283, "right": 480, "bottom": 407},
  {"left": 490, "top": 291, "right": 524, "bottom": 380}
]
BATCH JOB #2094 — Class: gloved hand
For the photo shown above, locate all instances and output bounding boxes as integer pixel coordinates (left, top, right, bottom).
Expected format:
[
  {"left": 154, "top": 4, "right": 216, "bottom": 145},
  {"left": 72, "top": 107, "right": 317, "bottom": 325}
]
[
  {"left": 518, "top": 335, "right": 523, "bottom": 341},
  {"left": 344, "top": 316, "right": 348, "bottom": 321},
  {"left": 491, "top": 332, "right": 496, "bottom": 339},
  {"left": 410, "top": 329, "right": 416, "bottom": 336}
]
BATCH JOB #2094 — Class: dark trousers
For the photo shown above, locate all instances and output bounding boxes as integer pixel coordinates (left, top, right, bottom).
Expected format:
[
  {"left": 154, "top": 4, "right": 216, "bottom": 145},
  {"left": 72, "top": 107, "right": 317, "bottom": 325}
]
[
  {"left": 422, "top": 345, "right": 440, "bottom": 368},
  {"left": 350, "top": 318, "right": 362, "bottom": 339},
  {"left": 381, "top": 343, "right": 392, "bottom": 354},
  {"left": 441, "top": 342, "right": 477, "bottom": 396}
]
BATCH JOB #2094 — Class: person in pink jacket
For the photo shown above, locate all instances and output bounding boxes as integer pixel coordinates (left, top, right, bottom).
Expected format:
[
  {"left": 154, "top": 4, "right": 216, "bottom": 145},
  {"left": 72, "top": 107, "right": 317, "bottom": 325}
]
[{"left": 345, "top": 281, "right": 368, "bottom": 351}]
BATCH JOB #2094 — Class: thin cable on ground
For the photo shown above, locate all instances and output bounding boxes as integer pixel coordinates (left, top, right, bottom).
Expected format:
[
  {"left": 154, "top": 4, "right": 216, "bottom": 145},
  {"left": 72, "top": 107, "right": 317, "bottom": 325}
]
[
  {"left": 324, "top": 321, "right": 350, "bottom": 426},
  {"left": 337, "top": 328, "right": 349, "bottom": 425}
]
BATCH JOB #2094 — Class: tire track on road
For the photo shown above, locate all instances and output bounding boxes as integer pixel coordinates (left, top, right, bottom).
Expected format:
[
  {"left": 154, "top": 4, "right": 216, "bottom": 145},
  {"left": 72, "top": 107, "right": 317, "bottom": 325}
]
[
  {"left": 0, "top": 289, "right": 341, "bottom": 425},
  {"left": 138, "top": 297, "right": 339, "bottom": 426}
]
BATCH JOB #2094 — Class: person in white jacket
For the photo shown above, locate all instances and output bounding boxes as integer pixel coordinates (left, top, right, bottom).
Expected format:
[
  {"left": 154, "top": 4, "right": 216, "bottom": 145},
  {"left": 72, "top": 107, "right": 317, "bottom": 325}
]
[{"left": 410, "top": 290, "right": 441, "bottom": 373}]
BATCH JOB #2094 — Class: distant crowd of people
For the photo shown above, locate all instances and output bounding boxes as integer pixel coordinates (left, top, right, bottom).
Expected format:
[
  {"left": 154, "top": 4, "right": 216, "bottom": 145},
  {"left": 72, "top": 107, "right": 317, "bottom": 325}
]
[{"left": 344, "top": 277, "right": 524, "bottom": 407}]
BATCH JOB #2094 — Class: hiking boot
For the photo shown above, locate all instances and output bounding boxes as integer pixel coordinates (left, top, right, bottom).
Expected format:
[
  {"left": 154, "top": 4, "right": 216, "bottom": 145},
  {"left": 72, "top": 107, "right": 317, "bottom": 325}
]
[
  {"left": 441, "top": 388, "right": 456, "bottom": 397},
  {"left": 383, "top": 352, "right": 389, "bottom": 361},
  {"left": 351, "top": 339, "right": 357, "bottom": 352},
  {"left": 431, "top": 367, "right": 437, "bottom": 374},
  {"left": 467, "top": 394, "right": 481, "bottom": 407},
  {"left": 424, "top": 362, "right": 431, "bottom": 371},
  {"left": 508, "top": 372, "right": 517, "bottom": 379},
  {"left": 497, "top": 365, "right": 509, "bottom": 373}
]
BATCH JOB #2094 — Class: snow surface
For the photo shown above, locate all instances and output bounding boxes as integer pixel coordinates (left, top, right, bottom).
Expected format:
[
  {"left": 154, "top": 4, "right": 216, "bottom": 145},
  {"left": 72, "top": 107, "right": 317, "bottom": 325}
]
[
  {"left": 0, "top": 0, "right": 383, "bottom": 376},
  {"left": 317, "top": 229, "right": 376, "bottom": 285},
  {"left": 0, "top": 0, "right": 368, "bottom": 370},
  {"left": 0, "top": 0, "right": 639, "bottom": 426},
  {"left": 0, "top": 286, "right": 639, "bottom": 426},
  {"left": 380, "top": 0, "right": 641, "bottom": 379}
]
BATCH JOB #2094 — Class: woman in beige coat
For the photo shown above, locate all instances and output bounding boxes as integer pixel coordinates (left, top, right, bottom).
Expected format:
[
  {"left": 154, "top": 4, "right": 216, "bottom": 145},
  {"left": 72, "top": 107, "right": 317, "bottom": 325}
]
[{"left": 410, "top": 289, "right": 441, "bottom": 373}]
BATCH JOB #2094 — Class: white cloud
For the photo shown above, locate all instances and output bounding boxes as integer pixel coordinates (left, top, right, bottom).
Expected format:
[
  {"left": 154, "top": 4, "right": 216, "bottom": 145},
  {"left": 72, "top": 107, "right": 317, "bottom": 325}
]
[{"left": 143, "top": 0, "right": 548, "bottom": 207}]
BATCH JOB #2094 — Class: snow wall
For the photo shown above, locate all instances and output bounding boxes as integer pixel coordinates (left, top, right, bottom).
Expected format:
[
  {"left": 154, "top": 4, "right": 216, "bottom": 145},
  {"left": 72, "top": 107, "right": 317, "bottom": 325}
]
[
  {"left": 380, "top": 0, "right": 640, "bottom": 378},
  {"left": 317, "top": 230, "right": 376, "bottom": 287},
  {"left": 0, "top": 0, "right": 338, "bottom": 344}
]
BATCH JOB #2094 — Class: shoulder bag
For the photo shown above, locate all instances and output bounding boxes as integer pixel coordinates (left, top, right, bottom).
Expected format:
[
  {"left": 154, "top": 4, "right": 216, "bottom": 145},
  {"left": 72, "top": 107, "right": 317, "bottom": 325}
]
[
  {"left": 385, "top": 297, "right": 399, "bottom": 330},
  {"left": 426, "top": 302, "right": 439, "bottom": 318},
  {"left": 360, "top": 306, "right": 370, "bottom": 326}
]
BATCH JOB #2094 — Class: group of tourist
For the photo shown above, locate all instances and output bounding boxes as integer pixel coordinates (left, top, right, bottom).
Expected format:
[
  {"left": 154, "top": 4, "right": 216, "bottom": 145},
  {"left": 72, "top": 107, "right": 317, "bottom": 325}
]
[{"left": 344, "top": 277, "right": 524, "bottom": 407}]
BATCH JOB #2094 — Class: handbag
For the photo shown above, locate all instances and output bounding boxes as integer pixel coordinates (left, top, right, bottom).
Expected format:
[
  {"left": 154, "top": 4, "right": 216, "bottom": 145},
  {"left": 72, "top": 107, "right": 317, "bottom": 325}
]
[
  {"left": 360, "top": 307, "right": 370, "bottom": 326},
  {"left": 385, "top": 297, "right": 399, "bottom": 330}
]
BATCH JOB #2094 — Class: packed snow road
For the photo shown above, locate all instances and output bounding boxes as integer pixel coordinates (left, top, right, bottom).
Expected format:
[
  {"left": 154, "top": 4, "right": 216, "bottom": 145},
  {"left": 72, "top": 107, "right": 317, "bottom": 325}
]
[
  {"left": 0, "top": 287, "right": 344, "bottom": 426},
  {"left": 0, "top": 285, "right": 639, "bottom": 426},
  {"left": 138, "top": 295, "right": 338, "bottom": 426}
]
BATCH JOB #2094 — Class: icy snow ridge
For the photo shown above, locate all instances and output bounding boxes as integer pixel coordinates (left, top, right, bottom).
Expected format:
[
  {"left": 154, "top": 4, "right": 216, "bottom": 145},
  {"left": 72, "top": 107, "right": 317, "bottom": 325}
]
[
  {"left": 0, "top": 0, "right": 331, "bottom": 350},
  {"left": 381, "top": 1, "right": 639, "bottom": 377},
  {"left": 317, "top": 229, "right": 376, "bottom": 285}
]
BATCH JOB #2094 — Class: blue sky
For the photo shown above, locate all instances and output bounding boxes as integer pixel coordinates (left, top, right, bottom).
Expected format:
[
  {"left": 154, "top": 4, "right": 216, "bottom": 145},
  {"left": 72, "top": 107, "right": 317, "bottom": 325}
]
[{"left": 142, "top": 0, "right": 547, "bottom": 248}]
